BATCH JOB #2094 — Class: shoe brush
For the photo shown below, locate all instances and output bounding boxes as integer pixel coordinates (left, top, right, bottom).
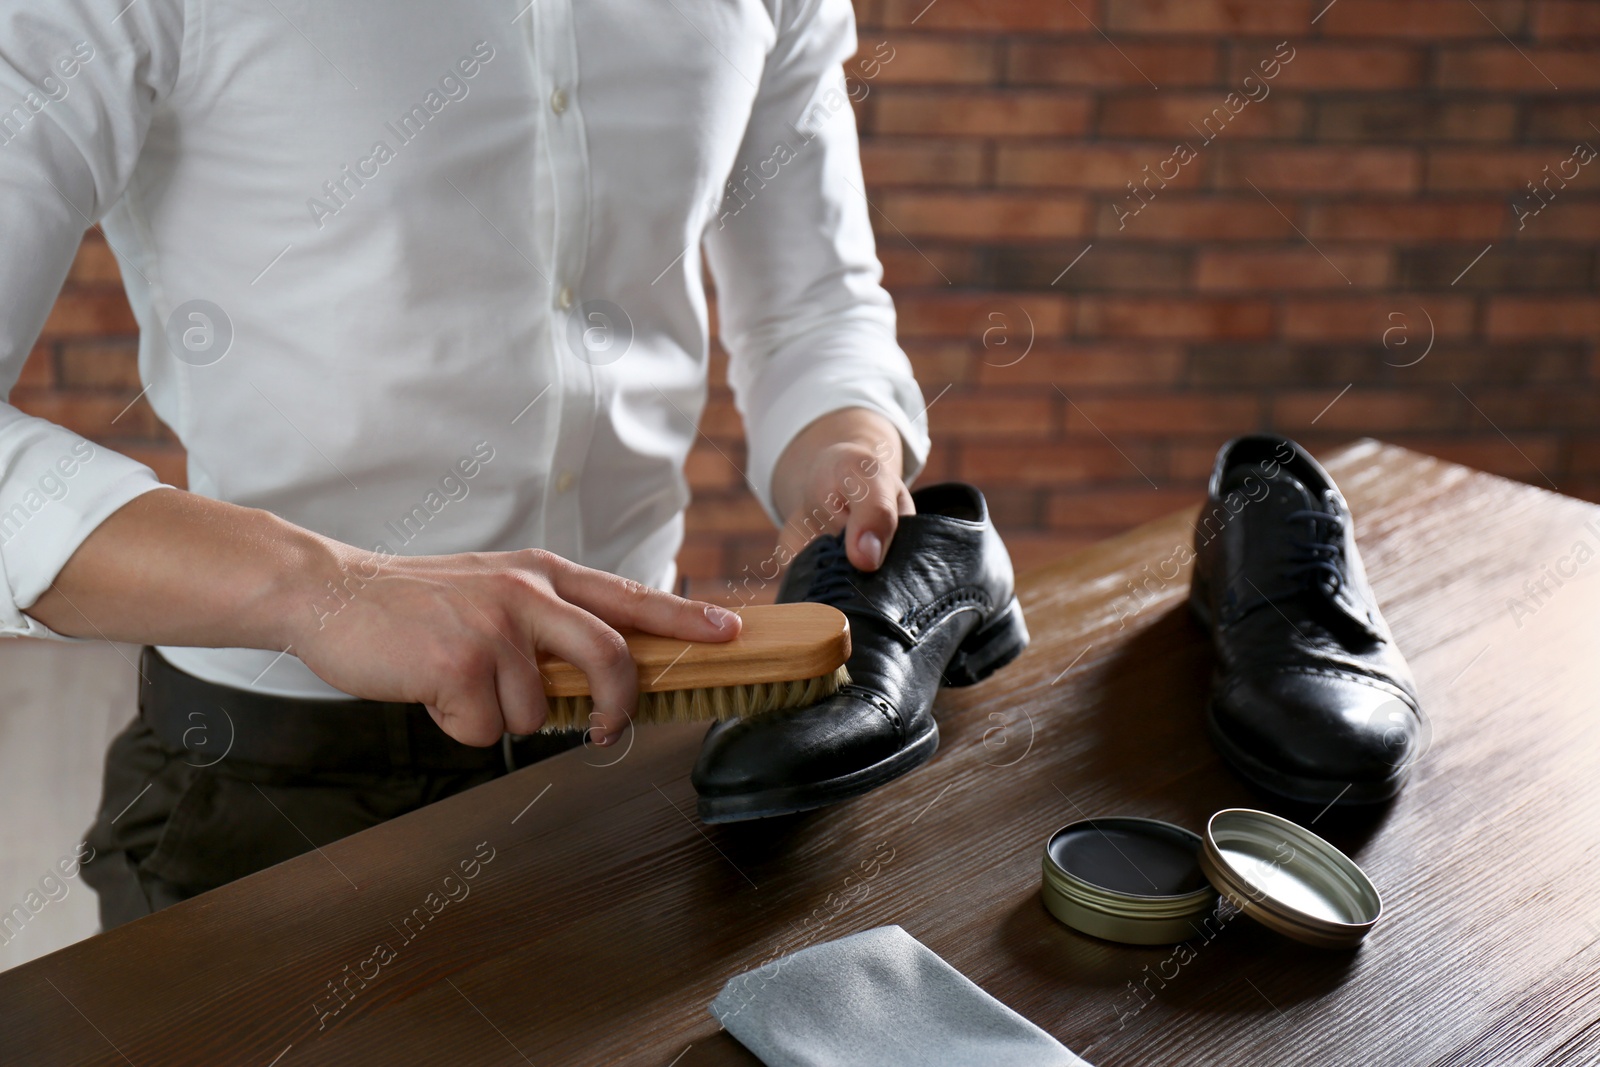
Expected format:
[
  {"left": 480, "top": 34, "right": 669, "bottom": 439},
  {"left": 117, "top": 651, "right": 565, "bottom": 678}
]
[{"left": 535, "top": 602, "right": 851, "bottom": 731}]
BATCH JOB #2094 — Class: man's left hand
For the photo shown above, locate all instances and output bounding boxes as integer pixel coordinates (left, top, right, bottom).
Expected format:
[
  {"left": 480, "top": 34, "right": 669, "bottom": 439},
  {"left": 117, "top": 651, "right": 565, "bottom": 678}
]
[{"left": 770, "top": 407, "right": 915, "bottom": 573}]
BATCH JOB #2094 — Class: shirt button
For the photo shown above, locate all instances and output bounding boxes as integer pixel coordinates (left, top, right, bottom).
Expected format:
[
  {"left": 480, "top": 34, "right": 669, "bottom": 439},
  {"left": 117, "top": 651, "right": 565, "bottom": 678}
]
[
  {"left": 551, "top": 87, "right": 569, "bottom": 115},
  {"left": 555, "top": 470, "right": 575, "bottom": 493},
  {"left": 557, "top": 285, "right": 574, "bottom": 310}
]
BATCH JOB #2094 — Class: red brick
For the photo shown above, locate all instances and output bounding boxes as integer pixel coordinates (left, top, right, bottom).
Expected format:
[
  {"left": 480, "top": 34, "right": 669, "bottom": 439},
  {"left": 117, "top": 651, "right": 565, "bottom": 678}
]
[
  {"left": 1006, "top": 42, "right": 1220, "bottom": 88},
  {"left": 38, "top": 290, "right": 138, "bottom": 339},
  {"left": 1099, "top": 92, "right": 1307, "bottom": 139},
  {"left": 1426, "top": 147, "right": 1600, "bottom": 190},
  {"left": 861, "top": 139, "right": 985, "bottom": 186},
  {"left": 895, "top": 292, "right": 1071, "bottom": 339},
  {"left": 1005, "top": 531, "right": 1103, "bottom": 575},
  {"left": 1314, "top": 98, "right": 1519, "bottom": 143},
  {"left": 1231, "top": 44, "right": 1426, "bottom": 89},
  {"left": 1215, "top": 146, "right": 1421, "bottom": 192},
  {"left": 68, "top": 238, "right": 123, "bottom": 285},
  {"left": 8, "top": 391, "right": 168, "bottom": 440},
  {"left": 960, "top": 440, "right": 1166, "bottom": 487},
  {"left": 1436, "top": 47, "right": 1600, "bottom": 90},
  {"left": 1282, "top": 297, "right": 1476, "bottom": 341},
  {"left": 1096, "top": 197, "right": 1295, "bottom": 240},
  {"left": 674, "top": 540, "right": 727, "bottom": 584},
  {"left": 975, "top": 343, "right": 1187, "bottom": 387},
  {"left": 706, "top": 346, "right": 728, "bottom": 390},
  {"left": 881, "top": 0, "right": 1100, "bottom": 31},
  {"left": 1304, "top": 200, "right": 1506, "bottom": 240},
  {"left": 929, "top": 395, "right": 1054, "bottom": 438},
  {"left": 1398, "top": 435, "right": 1563, "bottom": 479},
  {"left": 1319, "top": 0, "right": 1527, "bottom": 38},
  {"left": 116, "top": 443, "right": 189, "bottom": 488},
  {"left": 855, "top": 0, "right": 887, "bottom": 30},
  {"left": 879, "top": 246, "right": 975, "bottom": 287},
  {"left": 1196, "top": 248, "right": 1392, "bottom": 290},
  {"left": 876, "top": 191, "right": 1090, "bottom": 238},
  {"left": 1519, "top": 200, "right": 1600, "bottom": 238},
  {"left": 1076, "top": 297, "right": 1275, "bottom": 339},
  {"left": 1486, "top": 297, "right": 1600, "bottom": 338},
  {"left": 1533, "top": 1, "right": 1600, "bottom": 39},
  {"left": 1569, "top": 438, "right": 1600, "bottom": 475},
  {"left": 875, "top": 90, "right": 1091, "bottom": 136},
  {"left": 15, "top": 343, "right": 54, "bottom": 389},
  {"left": 1047, "top": 487, "right": 1198, "bottom": 529},
  {"left": 864, "top": 38, "right": 999, "bottom": 85},
  {"left": 58, "top": 340, "right": 143, "bottom": 389},
  {"left": 1453, "top": 388, "right": 1600, "bottom": 428},
  {"left": 1170, "top": 439, "right": 1242, "bottom": 480},
  {"left": 1067, "top": 393, "right": 1262, "bottom": 434},
  {"left": 980, "top": 487, "right": 1047, "bottom": 529},
  {"left": 684, "top": 448, "right": 742, "bottom": 492},
  {"left": 1270, "top": 389, "right": 1460, "bottom": 432},
  {"left": 1525, "top": 100, "right": 1600, "bottom": 141},
  {"left": 997, "top": 144, "right": 1208, "bottom": 190},
  {"left": 1105, "top": 0, "right": 1307, "bottom": 34},
  {"left": 904, "top": 341, "right": 976, "bottom": 386},
  {"left": 914, "top": 446, "right": 961, "bottom": 484},
  {"left": 1007, "top": 245, "right": 1190, "bottom": 291},
  {"left": 697, "top": 393, "right": 745, "bottom": 438},
  {"left": 682, "top": 494, "right": 771, "bottom": 535}
]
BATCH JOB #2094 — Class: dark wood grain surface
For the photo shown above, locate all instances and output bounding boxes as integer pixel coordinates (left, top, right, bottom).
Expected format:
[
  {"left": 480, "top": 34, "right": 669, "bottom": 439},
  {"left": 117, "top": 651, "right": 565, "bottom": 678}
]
[{"left": 6, "top": 440, "right": 1598, "bottom": 1066}]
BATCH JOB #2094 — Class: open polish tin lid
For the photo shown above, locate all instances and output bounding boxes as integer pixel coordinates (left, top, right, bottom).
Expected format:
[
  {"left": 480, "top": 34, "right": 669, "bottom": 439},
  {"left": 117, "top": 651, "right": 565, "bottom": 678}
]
[{"left": 1042, "top": 808, "right": 1382, "bottom": 949}]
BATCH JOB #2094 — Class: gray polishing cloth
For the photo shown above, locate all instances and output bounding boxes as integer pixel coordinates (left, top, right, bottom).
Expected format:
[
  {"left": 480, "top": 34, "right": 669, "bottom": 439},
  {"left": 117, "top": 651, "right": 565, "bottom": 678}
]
[{"left": 709, "top": 925, "right": 1091, "bottom": 1067}]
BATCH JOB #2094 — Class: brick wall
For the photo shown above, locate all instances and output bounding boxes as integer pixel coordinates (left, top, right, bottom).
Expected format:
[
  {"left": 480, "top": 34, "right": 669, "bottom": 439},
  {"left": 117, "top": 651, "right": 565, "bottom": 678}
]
[{"left": 13, "top": 0, "right": 1600, "bottom": 600}]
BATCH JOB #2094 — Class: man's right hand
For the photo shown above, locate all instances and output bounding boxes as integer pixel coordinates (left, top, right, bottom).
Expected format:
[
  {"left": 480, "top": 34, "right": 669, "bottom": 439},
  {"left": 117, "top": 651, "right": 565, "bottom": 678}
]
[
  {"left": 291, "top": 545, "right": 741, "bottom": 746},
  {"left": 26, "top": 488, "right": 741, "bottom": 747}
]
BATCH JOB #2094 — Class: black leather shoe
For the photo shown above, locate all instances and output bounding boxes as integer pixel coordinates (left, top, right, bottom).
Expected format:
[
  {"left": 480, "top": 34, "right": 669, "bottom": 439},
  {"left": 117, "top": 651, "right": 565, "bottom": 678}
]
[
  {"left": 692, "top": 483, "right": 1029, "bottom": 823},
  {"left": 1190, "top": 435, "right": 1424, "bottom": 805}
]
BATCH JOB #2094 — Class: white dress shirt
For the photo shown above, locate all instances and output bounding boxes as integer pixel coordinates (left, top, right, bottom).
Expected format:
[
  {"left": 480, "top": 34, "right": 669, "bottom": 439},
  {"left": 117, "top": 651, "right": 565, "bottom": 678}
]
[{"left": 0, "top": 0, "right": 929, "bottom": 697}]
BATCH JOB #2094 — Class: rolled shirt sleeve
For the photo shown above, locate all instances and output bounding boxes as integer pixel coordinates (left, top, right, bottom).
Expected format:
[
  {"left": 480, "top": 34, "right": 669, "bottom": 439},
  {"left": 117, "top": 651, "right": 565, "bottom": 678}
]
[
  {"left": 0, "top": 0, "right": 179, "bottom": 637},
  {"left": 704, "top": 0, "right": 930, "bottom": 527}
]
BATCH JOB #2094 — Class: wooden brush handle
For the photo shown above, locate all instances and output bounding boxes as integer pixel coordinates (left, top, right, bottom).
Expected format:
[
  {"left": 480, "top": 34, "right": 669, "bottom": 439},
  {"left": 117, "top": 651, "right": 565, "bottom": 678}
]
[{"left": 535, "top": 602, "right": 850, "bottom": 698}]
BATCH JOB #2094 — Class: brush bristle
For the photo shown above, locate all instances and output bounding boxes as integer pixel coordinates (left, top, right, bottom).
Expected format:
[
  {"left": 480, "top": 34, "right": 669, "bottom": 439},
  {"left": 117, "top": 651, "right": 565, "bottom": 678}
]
[{"left": 539, "top": 665, "right": 851, "bottom": 732}]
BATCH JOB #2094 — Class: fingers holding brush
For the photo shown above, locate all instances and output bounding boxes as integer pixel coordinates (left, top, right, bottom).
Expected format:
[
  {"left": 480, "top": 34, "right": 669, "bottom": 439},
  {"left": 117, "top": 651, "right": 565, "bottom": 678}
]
[
  {"left": 530, "top": 600, "right": 640, "bottom": 745},
  {"left": 423, "top": 644, "right": 515, "bottom": 748},
  {"left": 544, "top": 557, "right": 743, "bottom": 642},
  {"left": 287, "top": 543, "right": 749, "bottom": 747},
  {"left": 492, "top": 649, "right": 552, "bottom": 737}
]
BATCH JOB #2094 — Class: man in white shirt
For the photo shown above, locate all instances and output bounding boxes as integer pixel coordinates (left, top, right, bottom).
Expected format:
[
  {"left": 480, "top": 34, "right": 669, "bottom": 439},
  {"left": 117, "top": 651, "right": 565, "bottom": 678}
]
[{"left": 1, "top": 0, "right": 928, "bottom": 925}]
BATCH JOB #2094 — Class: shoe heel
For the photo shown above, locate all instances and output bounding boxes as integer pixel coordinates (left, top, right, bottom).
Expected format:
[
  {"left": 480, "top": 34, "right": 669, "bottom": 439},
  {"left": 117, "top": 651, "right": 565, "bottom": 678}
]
[{"left": 943, "top": 596, "right": 1030, "bottom": 687}]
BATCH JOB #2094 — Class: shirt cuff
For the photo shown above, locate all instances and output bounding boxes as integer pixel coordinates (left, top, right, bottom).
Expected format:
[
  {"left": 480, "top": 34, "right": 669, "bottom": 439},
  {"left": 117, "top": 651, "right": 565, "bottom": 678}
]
[
  {"left": 738, "top": 337, "right": 931, "bottom": 528},
  {"left": 0, "top": 413, "right": 165, "bottom": 639}
]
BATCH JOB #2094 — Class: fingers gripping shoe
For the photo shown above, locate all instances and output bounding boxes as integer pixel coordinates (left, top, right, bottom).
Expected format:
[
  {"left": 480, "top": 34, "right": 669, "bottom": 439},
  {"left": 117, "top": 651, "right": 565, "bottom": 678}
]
[{"left": 692, "top": 483, "right": 1030, "bottom": 823}]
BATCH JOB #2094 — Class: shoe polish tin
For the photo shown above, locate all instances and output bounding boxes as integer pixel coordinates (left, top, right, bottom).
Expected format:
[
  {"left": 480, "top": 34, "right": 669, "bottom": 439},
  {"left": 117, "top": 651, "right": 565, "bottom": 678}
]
[
  {"left": 1042, "top": 809, "right": 1382, "bottom": 948},
  {"left": 1041, "top": 817, "right": 1220, "bottom": 945}
]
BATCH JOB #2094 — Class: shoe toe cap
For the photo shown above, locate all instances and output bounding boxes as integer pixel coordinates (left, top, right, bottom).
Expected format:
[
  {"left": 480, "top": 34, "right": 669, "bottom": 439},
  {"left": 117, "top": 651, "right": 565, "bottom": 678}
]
[
  {"left": 690, "top": 695, "right": 900, "bottom": 796},
  {"left": 1215, "top": 669, "right": 1422, "bottom": 787}
]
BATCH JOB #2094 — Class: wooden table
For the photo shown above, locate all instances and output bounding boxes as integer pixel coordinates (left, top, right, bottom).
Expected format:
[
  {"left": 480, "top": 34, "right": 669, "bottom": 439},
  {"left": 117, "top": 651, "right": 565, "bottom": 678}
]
[{"left": 7, "top": 441, "right": 1599, "bottom": 1066}]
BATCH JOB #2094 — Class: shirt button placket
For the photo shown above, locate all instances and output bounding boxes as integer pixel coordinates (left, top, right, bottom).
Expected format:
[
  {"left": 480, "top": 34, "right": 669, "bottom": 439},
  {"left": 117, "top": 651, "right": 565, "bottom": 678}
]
[{"left": 543, "top": 0, "right": 593, "bottom": 564}]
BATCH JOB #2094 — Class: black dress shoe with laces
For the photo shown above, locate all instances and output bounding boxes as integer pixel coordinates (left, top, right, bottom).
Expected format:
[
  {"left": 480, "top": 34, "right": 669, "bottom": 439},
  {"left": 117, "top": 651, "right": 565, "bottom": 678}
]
[
  {"left": 692, "top": 483, "right": 1029, "bottom": 823},
  {"left": 1190, "top": 435, "right": 1424, "bottom": 805}
]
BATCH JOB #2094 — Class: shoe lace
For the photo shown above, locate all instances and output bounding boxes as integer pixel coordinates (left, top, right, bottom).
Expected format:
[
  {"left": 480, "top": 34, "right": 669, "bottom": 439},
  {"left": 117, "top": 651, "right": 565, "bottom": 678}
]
[
  {"left": 1285, "top": 509, "right": 1346, "bottom": 596},
  {"left": 804, "top": 534, "right": 859, "bottom": 608}
]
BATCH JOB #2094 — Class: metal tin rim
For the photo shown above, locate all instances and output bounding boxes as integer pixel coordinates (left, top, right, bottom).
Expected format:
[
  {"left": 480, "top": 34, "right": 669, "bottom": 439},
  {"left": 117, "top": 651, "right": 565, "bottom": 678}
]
[
  {"left": 1200, "top": 807, "right": 1383, "bottom": 949},
  {"left": 1042, "top": 817, "right": 1218, "bottom": 944}
]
